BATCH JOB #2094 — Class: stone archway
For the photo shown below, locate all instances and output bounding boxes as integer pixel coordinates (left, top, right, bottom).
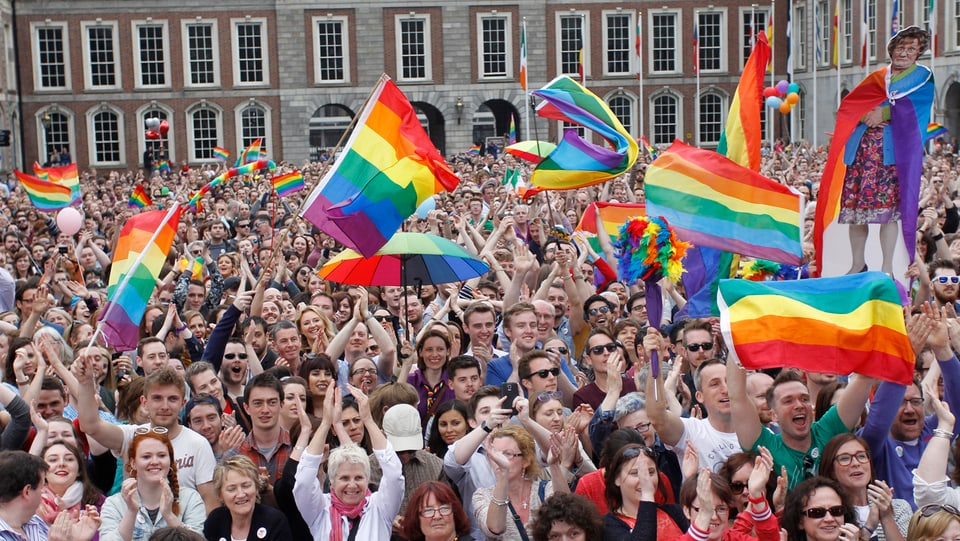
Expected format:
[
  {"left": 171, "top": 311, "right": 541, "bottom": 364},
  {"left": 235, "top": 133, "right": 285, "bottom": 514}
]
[
  {"left": 473, "top": 99, "right": 521, "bottom": 146},
  {"left": 309, "top": 104, "right": 355, "bottom": 160},
  {"left": 410, "top": 101, "right": 446, "bottom": 156}
]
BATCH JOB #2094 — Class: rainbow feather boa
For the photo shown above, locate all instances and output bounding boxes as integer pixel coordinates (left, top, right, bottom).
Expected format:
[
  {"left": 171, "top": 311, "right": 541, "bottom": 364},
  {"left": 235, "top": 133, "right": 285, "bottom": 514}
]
[{"left": 615, "top": 216, "right": 689, "bottom": 284}]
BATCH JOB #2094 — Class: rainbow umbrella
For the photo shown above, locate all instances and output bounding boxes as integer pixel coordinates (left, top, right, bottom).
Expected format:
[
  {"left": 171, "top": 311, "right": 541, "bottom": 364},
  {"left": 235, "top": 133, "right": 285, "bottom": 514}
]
[
  {"left": 505, "top": 140, "right": 557, "bottom": 164},
  {"left": 319, "top": 232, "right": 489, "bottom": 287}
]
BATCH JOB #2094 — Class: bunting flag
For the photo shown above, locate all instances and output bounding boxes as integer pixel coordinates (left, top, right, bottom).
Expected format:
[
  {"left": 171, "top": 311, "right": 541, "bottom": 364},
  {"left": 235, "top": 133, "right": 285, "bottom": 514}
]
[
  {"left": 235, "top": 138, "right": 263, "bottom": 166},
  {"left": 271, "top": 171, "right": 305, "bottom": 197},
  {"left": 693, "top": 20, "right": 700, "bottom": 75},
  {"left": 718, "top": 272, "right": 915, "bottom": 385},
  {"left": 927, "top": 122, "right": 948, "bottom": 140},
  {"left": 645, "top": 140, "right": 804, "bottom": 265},
  {"left": 717, "top": 32, "right": 771, "bottom": 172},
  {"left": 529, "top": 76, "right": 639, "bottom": 190},
  {"left": 300, "top": 74, "right": 460, "bottom": 257},
  {"left": 15, "top": 169, "right": 80, "bottom": 212},
  {"left": 519, "top": 20, "right": 528, "bottom": 91},
  {"left": 508, "top": 116, "right": 517, "bottom": 144},
  {"left": 815, "top": 2, "right": 824, "bottom": 63},
  {"left": 833, "top": 1, "right": 840, "bottom": 66},
  {"left": 99, "top": 206, "right": 183, "bottom": 351},
  {"left": 213, "top": 146, "right": 231, "bottom": 162},
  {"left": 639, "top": 135, "right": 658, "bottom": 159},
  {"left": 128, "top": 185, "right": 152, "bottom": 208}
]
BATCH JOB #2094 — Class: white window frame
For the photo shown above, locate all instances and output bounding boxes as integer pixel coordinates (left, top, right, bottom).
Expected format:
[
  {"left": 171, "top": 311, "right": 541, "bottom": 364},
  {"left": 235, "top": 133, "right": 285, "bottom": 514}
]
[
  {"left": 952, "top": 0, "right": 960, "bottom": 50},
  {"left": 131, "top": 19, "right": 171, "bottom": 89},
  {"left": 795, "top": 3, "right": 808, "bottom": 69},
  {"left": 818, "top": 0, "right": 831, "bottom": 66},
  {"left": 648, "top": 9, "right": 682, "bottom": 75},
  {"left": 867, "top": 0, "right": 878, "bottom": 60},
  {"left": 649, "top": 90, "right": 683, "bottom": 145},
  {"left": 136, "top": 103, "right": 175, "bottom": 163},
  {"left": 234, "top": 100, "right": 274, "bottom": 157},
  {"left": 602, "top": 10, "right": 636, "bottom": 76},
  {"left": 5, "top": 23, "right": 16, "bottom": 92},
  {"left": 696, "top": 9, "right": 728, "bottom": 73},
  {"left": 311, "top": 15, "right": 351, "bottom": 84},
  {"left": 185, "top": 103, "right": 224, "bottom": 163},
  {"left": 605, "top": 91, "right": 636, "bottom": 138},
  {"left": 842, "top": 0, "right": 854, "bottom": 63},
  {"left": 697, "top": 89, "right": 728, "bottom": 146},
  {"left": 181, "top": 19, "right": 220, "bottom": 89},
  {"left": 80, "top": 21, "right": 120, "bottom": 90},
  {"left": 394, "top": 13, "right": 433, "bottom": 82},
  {"left": 739, "top": 7, "right": 770, "bottom": 67},
  {"left": 555, "top": 11, "right": 591, "bottom": 79},
  {"left": 30, "top": 21, "right": 70, "bottom": 92},
  {"left": 36, "top": 107, "right": 75, "bottom": 162},
  {"left": 85, "top": 104, "right": 125, "bottom": 167},
  {"left": 231, "top": 17, "right": 270, "bottom": 87},
  {"left": 476, "top": 11, "right": 513, "bottom": 80},
  {"left": 892, "top": 0, "right": 904, "bottom": 38}
]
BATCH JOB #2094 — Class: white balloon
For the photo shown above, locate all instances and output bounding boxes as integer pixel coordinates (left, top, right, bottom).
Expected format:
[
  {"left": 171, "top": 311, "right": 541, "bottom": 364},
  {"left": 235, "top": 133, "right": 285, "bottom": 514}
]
[{"left": 145, "top": 118, "right": 160, "bottom": 130}]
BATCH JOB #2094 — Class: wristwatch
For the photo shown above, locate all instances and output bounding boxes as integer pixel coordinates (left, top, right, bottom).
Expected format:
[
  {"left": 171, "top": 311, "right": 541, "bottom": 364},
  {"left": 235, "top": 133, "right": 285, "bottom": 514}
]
[{"left": 481, "top": 420, "right": 493, "bottom": 433}]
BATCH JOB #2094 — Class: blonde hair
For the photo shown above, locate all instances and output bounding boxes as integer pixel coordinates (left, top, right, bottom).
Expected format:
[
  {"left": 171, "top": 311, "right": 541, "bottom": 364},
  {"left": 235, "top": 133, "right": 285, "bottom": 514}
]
[
  {"left": 213, "top": 455, "right": 263, "bottom": 504},
  {"left": 908, "top": 507, "right": 960, "bottom": 541},
  {"left": 490, "top": 424, "right": 540, "bottom": 479}
]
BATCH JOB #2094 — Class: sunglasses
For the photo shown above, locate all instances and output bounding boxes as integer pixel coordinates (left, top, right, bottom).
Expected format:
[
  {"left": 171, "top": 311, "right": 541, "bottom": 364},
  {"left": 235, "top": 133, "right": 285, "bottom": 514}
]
[
  {"left": 920, "top": 504, "right": 960, "bottom": 517},
  {"left": 588, "top": 306, "right": 611, "bottom": 316},
  {"left": 237, "top": 223, "right": 250, "bottom": 228},
  {"left": 588, "top": 343, "right": 618, "bottom": 355},
  {"left": 224, "top": 352, "right": 248, "bottom": 360},
  {"left": 802, "top": 506, "right": 846, "bottom": 519},
  {"left": 729, "top": 481, "right": 748, "bottom": 493},
  {"left": 374, "top": 314, "right": 395, "bottom": 322},
  {"left": 685, "top": 342, "right": 714, "bottom": 352},
  {"left": 525, "top": 367, "right": 560, "bottom": 379},
  {"left": 937, "top": 276, "right": 960, "bottom": 284},
  {"left": 134, "top": 426, "right": 169, "bottom": 435},
  {"left": 545, "top": 346, "right": 569, "bottom": 355}
]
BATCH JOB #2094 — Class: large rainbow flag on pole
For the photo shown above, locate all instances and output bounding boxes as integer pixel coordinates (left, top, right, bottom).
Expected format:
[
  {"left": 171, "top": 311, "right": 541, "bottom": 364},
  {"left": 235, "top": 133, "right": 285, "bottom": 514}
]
[
  {"left": 301, "top": 74, "right": 460, "bottom": 257},
  {"left": 718, "top": 272, "right": 914, "bottom": 385},
  {"left": 98, "top": 205, "right": 182, "bottom": 351},
  {"left": 645, "top": 140, "right": 804, "bottom": 265},
  {"left": 529, "top": 76, "right": 638, "bottom": 190},
  {"left": 716, "top": 32, "right": 771, "bottom": 171}
]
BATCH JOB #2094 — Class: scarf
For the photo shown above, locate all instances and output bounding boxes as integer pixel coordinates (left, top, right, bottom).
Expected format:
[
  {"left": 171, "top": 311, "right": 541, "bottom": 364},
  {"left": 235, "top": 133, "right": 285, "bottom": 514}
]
[{"left": 329, "top": 489, "right": 370, "bottom": 541}]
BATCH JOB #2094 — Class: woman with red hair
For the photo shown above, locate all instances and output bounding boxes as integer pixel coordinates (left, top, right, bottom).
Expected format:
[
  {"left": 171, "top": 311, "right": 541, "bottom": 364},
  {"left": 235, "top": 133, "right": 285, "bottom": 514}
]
[{"left": 401, "top": 482, "right": 474, "bottom": 541}]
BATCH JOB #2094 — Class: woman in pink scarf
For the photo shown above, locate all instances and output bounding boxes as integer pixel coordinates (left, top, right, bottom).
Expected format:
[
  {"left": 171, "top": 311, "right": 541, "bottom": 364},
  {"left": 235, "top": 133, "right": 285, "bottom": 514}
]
[{"left": 293, "top": 383, "right": 404, "bottom": 540}]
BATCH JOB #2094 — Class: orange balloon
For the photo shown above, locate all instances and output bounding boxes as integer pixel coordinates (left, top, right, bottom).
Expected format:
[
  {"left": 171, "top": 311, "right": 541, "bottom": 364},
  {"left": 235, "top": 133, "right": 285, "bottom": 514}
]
[
  {"left": 786, "top": 92, "right": 800, "bottom": 104},
  {"left": 779, "top": 101, "right": 792, "bottom": 114}
]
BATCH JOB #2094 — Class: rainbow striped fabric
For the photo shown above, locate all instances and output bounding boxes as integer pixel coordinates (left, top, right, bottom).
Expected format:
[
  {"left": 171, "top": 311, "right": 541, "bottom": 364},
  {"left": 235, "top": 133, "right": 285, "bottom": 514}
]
[
  {"left": 927, "top": 122, "right": 948, "bottom": 140},
  {"left": 157, "top": 159, "right": 171, "bottom": 175},
  {"left": 33, "top": 163, "right": 80, "bottom": 202},
  {"left": 33, "top": 162, "right": 48, "bottom": 180},
  {"left": 530, "top": 76, "right": 638, "bottom": 190},
  {"left": 645, "top": 140, "right": 804, "bottom": 265},
  {"left": 508, "top": 116, "right": 517, "bottom": 145},
  {"left": 15, "top": 169, "right": 80, "bottom": 212},
  {"left": 717, "top": 32, "right": 770, "bottom": 171},
  {"left": 213, "top": 146, "right": 231, "bottom": 162},
  {"left": 100, "top": 206, "right": 183, "bottom": 351},
  {"left": 301, "top": 75, "right": 460, "bottom": 257},
  {"left": 272, "top": 171, "right": 305, "bottom": 197},
  {"left": 236, "top": 139, "right": 263, "bottom": 166},
  {"left": 128, "top": 185, "right": 152, "bottom": 208},
  {"left": 639, "top": 136, "right": 657, "bottom": 159},
  {"left": 719, "top": 272, "right": 914, "bottom": 384},
  {"left": 466, "top": 145, "right": 481, "bottom": 155},
  {"left": 576, "top": 202, "right": 645, "bottom": 240}
]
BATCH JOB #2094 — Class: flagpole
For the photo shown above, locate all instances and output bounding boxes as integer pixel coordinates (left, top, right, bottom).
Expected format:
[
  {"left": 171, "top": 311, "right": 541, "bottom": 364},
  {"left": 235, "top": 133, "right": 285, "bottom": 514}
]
[
  {"left": 695, "top": 9, "right": 701, "bottom": 148},
  {"left": 522, "top": 18, "right": 530, "bottom": 143},
  {"left": 813, "top": 3, "right": 819, "bottom": 147},
  {"left": 89, "top": 202, "right": 182, "bottom": 349},
  {"left": 770, "top": 0, "right": 776, "bottom": 145},
  {"left": 836, "top": 0, "right": 841, "bottom": 109},
  {"left": 637, "top": 11, "right": 645, "bottom": 141}
]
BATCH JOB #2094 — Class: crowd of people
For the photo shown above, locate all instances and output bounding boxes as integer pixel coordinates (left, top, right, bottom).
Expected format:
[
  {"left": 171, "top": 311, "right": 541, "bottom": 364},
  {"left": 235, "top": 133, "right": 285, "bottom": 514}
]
[{"left": 3, "top": 38, "right": 960, "bottom": 541}]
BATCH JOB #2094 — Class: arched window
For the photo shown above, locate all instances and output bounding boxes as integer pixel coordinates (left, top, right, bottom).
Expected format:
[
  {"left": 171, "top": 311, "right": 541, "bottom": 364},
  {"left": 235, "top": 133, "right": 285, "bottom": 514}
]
[
  {"left": 608, "top": 95, "right": 633, "bottom": 136},
  {"left": 142, "top": 108, "right": 168, "bottom": 158},
  {"left": 239, "top": 104, "right": 266, "bottom": 149}
]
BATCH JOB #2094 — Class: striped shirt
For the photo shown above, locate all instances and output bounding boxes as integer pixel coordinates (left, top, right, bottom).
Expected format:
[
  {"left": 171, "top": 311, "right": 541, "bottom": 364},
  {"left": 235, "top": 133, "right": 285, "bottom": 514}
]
[{"left": 0, "top": 515, "right": 48, "bottom": 541}]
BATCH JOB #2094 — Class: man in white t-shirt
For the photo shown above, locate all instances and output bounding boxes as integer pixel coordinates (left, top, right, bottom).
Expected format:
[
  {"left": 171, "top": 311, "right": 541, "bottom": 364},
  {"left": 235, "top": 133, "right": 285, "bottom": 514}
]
[{"left": 75, "top": 362, "right": 217, "bottom": 512}]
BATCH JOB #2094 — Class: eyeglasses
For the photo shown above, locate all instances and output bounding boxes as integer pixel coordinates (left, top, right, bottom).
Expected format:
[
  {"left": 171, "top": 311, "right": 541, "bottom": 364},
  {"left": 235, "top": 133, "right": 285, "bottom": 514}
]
[
  {"left": 191, "top": 250, "right": 202, "bottom": 256},
  {"left": 902, "top": 397, "right": 924, "bottom": 408},
  {"left": 366, "top": 344, "right": 381, "bottom": 353},
  {"left": 134, "top": 426, "right": 169, "bottom": 435},
  {"left": 526, "top": 368, "right": 560, "bottom": 379},
  {"left": 630, "top": 304, "right": 647, "bottom": 312},
  {"left": 224, "top": 353, "right": 248, "bottom": 360},
  {"left": 588, "top": 306, "right": 611, "bottom": 316},
  {"left": 374, "top": 315, "right": 395, "bottom": 322},
  {"left": 692, "top": 505, "right": 730, "bottom": 516},
  {"left": 834, "top": 451, "right": 870, "bottom": 466},
  {"left": 937, "top": 276, "right": 960, "bottom": 284},
  {"left": 588, "top": 343, "right": 618, "bottom": 355},
  {"left": 919, "top": 504, "right": 960, "bottom": 518},
  {"left": 419, "top": 505, "right": 453, "bottom": 518},
  {"left": 546, "top": 346, "right": 569, "bottom": 355},
  {"left": 632, "top": 421, "right": 652, "bottom": 433},
  {"left": 803, "top": 506, "right": 846, "bottom": 519},
  {"left": 685, "top": 342, "right": 714, "bottom": 352},
  {"left": 729, "top": 481, "right": 748, "bottom": 493},
  {"left": 894, "top": 46, "right": 920, "bottom": 54},
  {"left": 351, "top": 368, "right": 378, "bottom": 377}
]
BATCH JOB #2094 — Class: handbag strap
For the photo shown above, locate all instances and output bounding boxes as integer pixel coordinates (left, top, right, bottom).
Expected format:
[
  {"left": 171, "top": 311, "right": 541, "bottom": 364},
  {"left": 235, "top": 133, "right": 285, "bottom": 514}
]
[{"left": 506, "top": 501, "right": 530, "bottom": 541}]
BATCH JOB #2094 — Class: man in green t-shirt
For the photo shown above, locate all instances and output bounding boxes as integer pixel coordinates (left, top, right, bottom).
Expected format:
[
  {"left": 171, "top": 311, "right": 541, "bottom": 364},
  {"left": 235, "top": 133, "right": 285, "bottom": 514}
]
[{"left": 727, "top": 362, "right": 875, "bottom": 489}]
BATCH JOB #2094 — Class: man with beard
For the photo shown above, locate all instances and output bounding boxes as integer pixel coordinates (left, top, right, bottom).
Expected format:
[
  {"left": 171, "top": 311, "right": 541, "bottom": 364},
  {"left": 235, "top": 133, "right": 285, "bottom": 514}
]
[
  {"left": 727, "top": 362, "right": 874, "bottom": 490},
  {"left": 926, "top": 259, "right": 960, "bottom": 311},
  {"left": 746, "top": 372, "right": 778, "bottom": 433},
  {"left": 401, "top": 291, "right": 425, "bottom": 337}
]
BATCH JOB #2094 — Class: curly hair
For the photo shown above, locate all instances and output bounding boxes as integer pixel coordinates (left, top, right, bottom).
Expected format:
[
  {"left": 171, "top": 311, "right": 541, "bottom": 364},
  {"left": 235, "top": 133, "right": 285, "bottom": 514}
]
[
  {"left": 530, "top": 493, "right": 604, "bottom": 541},
  {"left": 128, "top": 430, "right": 181, "bottom": 515},
  {"left": 887, "top": 25, "right": 930, "bottom": 58}
]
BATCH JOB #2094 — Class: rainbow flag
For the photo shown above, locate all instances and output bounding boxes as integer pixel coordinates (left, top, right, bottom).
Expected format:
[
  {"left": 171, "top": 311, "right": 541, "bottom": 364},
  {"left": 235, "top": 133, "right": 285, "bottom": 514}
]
[
  {"left": 466, "top": 145, "right": 481, "bottom": 155},
  {"left": 272, "top": 171, "right": 305, "bottom": 197},
  {"left": 236, "top": 139, "right": 263, "bottom": 166},
  {"left": 717, "top": 32, "right": 770, "bottom": 171},
  {"left": 645, "top": 140, "right": 804, "bottom": 265},
  {"left": 15, "top": 170, "right": 79, "bottom": 212},
  {"left": 576, "top": 201, "right": 646, "bottom": 253},
  {"left": 33, "top": 162, "right": 49, "bottom": 180},
  {"left": 100, "top": 206, "right": 183, "bottom": 351},
  {"left": 927, "top": 122, "right": 948, "bottom": 140},
  {"left": 128, "top": 185, "right": 152, "bottom": 208},
  {"left": 508, "top": 116, "right": 517, "bottom": 145},
  {"left": 178, "top": 256, "right": 204, "bottom": 280},
  {"left": 157, "top": 159, "right": 171, "bottom": 175},
  {"left": 639, "top": 136, "right": 657, "bottom": 159},
  {"left": 530, "top": 76, "right": 639, "bottom": 190},
  {"left": 301, "top": 75, "right": 460, "bottom": 257},
  {"left": 213, "top": 146, "right": 230, "bottom": 162},
  {"left": 718, "top": 272, "right": 914, "bottom": 385}
]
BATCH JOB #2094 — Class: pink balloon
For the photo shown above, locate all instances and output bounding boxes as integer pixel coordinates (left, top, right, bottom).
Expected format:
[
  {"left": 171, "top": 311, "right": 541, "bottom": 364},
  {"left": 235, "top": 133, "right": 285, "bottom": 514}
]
[
  {"left": 56, "top": 207, "right": 83, "bottom": 236},
  {"left": 159, "top": 120, "right": 169, "bottom": 136}
]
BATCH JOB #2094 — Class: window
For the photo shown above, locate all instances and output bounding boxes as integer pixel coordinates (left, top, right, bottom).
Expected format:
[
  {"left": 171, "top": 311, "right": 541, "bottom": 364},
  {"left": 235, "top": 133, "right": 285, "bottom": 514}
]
[
  {"left": 395, "top": 14, "right": 432, "bottom": 81},
  {"left": 39, "top": 109, "right": 70, "bottom": 162},
  {"left": 189, "top": 107, "right": 220, "bottom": 161},
  {"left": 894, "top": 0, "right": 904, "bottom": 36},
  {"left": 604, "top": 12, "right": 633, "bottom": 75},
  {"left": 651, "top": 12, "right": 679, "bottom": 73},
  {"left": 741, "top": 9, "right": 769, "bottom": 67},
  {"left": 698, "top": 11, "right": 723, "bottom": 72},
  {"left": 867, "top": 0, "right": 877, "bottom": 59},
  {"left": 608, "top": 94, "right": 633, "bottom": 135},
  {"left": 32, "top": 23, "right": 68, "bottom": 90},
  {"left": 558, "top": 13, "right": 586, "bottom": 78},
  {"left": 5, "top": 24, "right": 15, "bottom": 92},
  {"left": 313, "top": 16, "right": 349, "bottom": 83},
  {"left": 82, "top": 22, "right": 118, "bottom": 89},
  {"left": 233, "top": 19, "right": 267, "bottom": 85},
  {"left": 478, "top": 13, "right": 511, "bottom": 79},
  {"left": 818, "top": 0, "right": 830, "bottom": 65},
  {"left": 797, "top": 90, "right": 807, "bottom": 141},
  {"left": 795, "top": 4, "right": 808, "bottom": 69},
  {"left": 90, "top": 108, "right": 122, "bottom": 164},
  {"left": 141, "top": 107, "right": 170, "bottom": 161},
  {"left": 843, "top": 0, "right": 853, "bottom": 62},
  {"left": 183, "top": 21, "right": 218, "bottom": 87},
  {"left": 239, "top": 103, "right": 267, "bottom": 150},
  {"left": 699, "top": 92, "right": 724, "bottom": 145},
  {"left": 133, "top": 21, "right": 169, "bottom": 87},
  {"left": 955, "top": 0, "right": 960, "bottom": 49},
  {"left": 652, "top": 93, "right": 679, "bottom": 145}
]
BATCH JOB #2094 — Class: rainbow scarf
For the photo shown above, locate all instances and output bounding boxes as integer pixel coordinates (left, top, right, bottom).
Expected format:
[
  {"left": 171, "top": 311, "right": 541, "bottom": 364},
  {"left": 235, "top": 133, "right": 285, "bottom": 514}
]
[
  {"left": 300, "top": 75, "right": 459, "bottom": 257},
  {"left": 128, "top": 185, "right": 152, "bottom": 208},
  {"left": 717, "top": 32, "right": 770, "bottom": 171},
  {"left": 157, "top": 159, "right": 171, "bottom": 175},
  {"left": 272, "top": 171, "right": 305, "bottom": 197},
  {"left": 100, "top": 206, "right": 182, "bottom": 351}
]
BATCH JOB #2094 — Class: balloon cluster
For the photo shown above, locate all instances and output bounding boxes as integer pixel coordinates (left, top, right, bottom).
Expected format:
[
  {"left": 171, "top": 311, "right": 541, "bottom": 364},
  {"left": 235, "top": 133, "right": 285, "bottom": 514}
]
[
  {"left": 763, "top": 80, "right": 801, "bottom": 115},
  {"left": 145, "top": 117, "right": 170, "bottom": 140}
]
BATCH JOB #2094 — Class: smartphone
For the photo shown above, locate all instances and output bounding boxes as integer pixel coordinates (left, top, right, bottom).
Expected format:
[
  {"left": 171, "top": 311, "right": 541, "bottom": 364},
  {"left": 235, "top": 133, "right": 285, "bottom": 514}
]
[
  {"left": 58, "top": 245, "right": 68, "bottom": 254},
  {"left": 501, "top": 382, "right": 520, "bottom": 414}
]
